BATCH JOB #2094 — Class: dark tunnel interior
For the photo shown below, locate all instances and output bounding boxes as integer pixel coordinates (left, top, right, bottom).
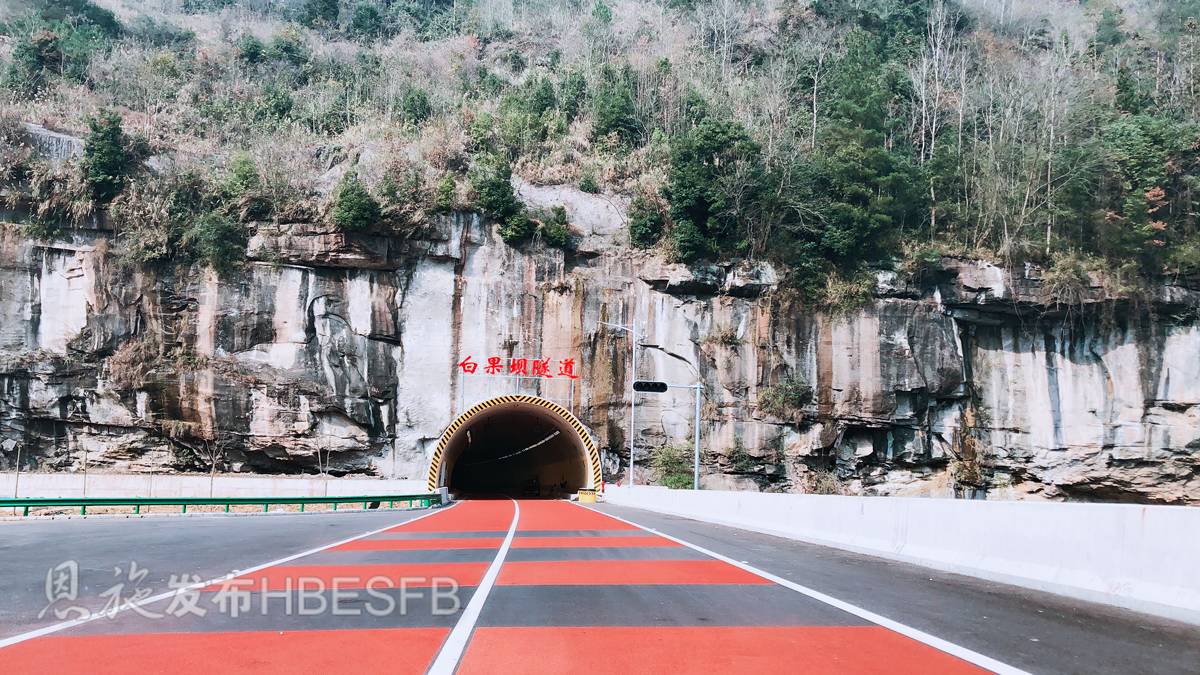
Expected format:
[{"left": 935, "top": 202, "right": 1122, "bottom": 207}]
[{"left": 442, "top": 403, "right": 589, "bottom": 498}]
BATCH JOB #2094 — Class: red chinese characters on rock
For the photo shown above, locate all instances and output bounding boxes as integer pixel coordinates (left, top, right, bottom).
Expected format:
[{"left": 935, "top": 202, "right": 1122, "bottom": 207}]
[
  {"left": 456, "top": 356, "right": 580, "bottom": 379},
  {"left": 557, "top": 358, "right": 579, "bottom": 379}
]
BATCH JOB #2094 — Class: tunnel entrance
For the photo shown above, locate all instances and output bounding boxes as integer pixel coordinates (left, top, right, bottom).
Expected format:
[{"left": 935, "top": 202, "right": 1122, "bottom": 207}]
[{"left": 427, "top": 396, "right": 600, "bottom": 498}]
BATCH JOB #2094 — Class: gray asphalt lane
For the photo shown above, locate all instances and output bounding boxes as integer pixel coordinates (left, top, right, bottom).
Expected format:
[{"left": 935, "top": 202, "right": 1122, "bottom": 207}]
[
  {"left": 5, "top": 502, "right": 1198, "bottom": 675},
  {"left": 0, "top": 509, "right": 434, "bottom": 639},
  {"left": 596, "top": 503, "right": 1200, "bottom": 675}
]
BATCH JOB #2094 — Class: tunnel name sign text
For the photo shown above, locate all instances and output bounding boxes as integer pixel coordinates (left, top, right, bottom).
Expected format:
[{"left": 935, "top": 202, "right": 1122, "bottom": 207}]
[{"left": 456, "top": 355, "right": 580, "bottom": 379}]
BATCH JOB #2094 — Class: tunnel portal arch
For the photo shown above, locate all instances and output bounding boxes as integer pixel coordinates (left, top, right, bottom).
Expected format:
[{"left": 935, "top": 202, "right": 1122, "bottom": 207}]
[{"left": 426, "top": 395, "right": 602, "bottom": 494}]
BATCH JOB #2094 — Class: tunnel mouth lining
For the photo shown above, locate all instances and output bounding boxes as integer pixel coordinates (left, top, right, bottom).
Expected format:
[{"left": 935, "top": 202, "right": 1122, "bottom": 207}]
[{"left": 427, "top": 395, "right": 600, "bottom": 494}]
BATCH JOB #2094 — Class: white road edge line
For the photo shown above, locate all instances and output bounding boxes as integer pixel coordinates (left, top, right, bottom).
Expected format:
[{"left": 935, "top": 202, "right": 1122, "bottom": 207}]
[
  {"left": 427, "top": 498, "right": 520, "bottom": 675},
  {"left": 577, "top": 502, "right": 1031, "bottom": 675},
  {"left": 0, "top": 502, "right": 458, "bottom": 650}
]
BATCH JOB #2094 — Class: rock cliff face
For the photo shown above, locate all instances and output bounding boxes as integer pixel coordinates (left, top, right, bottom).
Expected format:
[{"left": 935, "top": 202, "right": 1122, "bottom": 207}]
[{"left": 1, "top": 156, "right": 1198, "bottom": 505}]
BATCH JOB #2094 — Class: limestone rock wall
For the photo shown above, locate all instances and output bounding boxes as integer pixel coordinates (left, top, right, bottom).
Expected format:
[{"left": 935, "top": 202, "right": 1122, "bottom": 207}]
[{"left": 1, "top": 210, "right": 1198, "bottom": 503}]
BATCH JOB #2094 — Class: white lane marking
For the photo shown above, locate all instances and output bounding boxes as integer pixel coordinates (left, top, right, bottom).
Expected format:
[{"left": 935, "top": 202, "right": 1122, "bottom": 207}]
[
  {"left": 577, "top": 502, "right": 1031, "bottom": 675},
  {"left": 0, "top": 504, "right": 457, "bottom": 649},
  {"left": 427, "top": 499, "right": 520, "bottom": 675}
]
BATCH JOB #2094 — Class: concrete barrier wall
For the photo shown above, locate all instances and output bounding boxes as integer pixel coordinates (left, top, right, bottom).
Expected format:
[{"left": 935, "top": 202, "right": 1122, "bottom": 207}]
[
  {"left": 604, "top": 486, "right": 1200, "bottom": 625},
  {"left": 0, "top": 473, "right": 428, "bottom": 499}
]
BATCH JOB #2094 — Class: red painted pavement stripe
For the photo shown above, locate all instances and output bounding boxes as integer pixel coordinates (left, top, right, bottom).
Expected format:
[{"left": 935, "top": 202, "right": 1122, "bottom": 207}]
[
  {"left": 388, "top": 500, "right": 514, "bottom": 533},
  {"left": 0, "top": 627, "right": 449, "bottom": 675},
  {"left": 515, "top": 500, "right": 639, "bottom": 531},
  {"left": 330, "top": 537, "right": 504, "bottom": 551},
  {"left": 509, "top": 535, "right": 680, "bottom": 548},
  {"left": 202, "top": 562, "right": 488, "bottom": 591},
  {"left": 458, "top": 626, "right": 985, "bottom": 674},
  {"left": 497, "top": 560, "right": 771, "bottom": 585}
]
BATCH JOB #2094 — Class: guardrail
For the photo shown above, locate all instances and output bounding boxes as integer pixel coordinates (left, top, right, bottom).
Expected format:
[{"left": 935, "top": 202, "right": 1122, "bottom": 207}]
[{"left": 0, "top": 494, "right": 444, "bottom": 517}]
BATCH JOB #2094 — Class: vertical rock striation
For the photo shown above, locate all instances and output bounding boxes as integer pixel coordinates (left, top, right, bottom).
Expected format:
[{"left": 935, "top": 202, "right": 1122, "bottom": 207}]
[{"left": 1, "top": 205, "right": 1197, "bottom": 503}]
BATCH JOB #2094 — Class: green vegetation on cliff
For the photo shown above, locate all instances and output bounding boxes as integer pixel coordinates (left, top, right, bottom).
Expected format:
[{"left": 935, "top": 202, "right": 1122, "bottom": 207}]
[{"left": 1, "top": 0, "right": 1199, "bottom": 292}]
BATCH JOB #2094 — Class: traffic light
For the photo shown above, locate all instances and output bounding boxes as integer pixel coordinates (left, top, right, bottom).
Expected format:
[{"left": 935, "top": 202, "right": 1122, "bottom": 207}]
[{"left": 633, "top": 380, "right": 669, "bottom": 393}]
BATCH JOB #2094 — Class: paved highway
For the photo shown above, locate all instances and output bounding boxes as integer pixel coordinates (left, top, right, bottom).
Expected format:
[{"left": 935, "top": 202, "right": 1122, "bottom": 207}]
[
  {"left": 0, "top": 500, "right": 1196, "bottom": 674},
  {"left": 0, "top": 509, "right": 430, "bottom": 639}
]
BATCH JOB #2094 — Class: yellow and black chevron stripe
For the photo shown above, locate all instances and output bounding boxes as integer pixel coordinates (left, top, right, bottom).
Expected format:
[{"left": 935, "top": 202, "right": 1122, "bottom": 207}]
[{"left": 426, "top": 395, "right": 602, "bottom": 492}]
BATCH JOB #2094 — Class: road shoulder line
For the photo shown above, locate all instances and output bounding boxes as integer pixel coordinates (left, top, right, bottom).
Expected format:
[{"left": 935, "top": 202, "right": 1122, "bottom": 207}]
[{"left": 580, "top": 501, "right": 1031, "bottom": 675}]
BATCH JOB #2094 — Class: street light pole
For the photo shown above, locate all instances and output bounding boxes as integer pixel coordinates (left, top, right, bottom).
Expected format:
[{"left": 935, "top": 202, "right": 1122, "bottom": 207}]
[
  {"left": 600, "top": 320, "right": 638, "bottom": 486},
  {"left": 630, "top": 322, "right": 638, "bottom": 485},
  {"left": 13, "top": 443, "right": 21, "bottom": 499},
  {"left": 692, "top": 383, "right": 702, "bottom": 489}
]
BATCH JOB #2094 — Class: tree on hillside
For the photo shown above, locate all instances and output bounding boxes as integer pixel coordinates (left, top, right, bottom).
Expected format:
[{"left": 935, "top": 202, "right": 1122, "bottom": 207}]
[
  {"left": 40, "top": 0, "right": 122, "bottom": 37},
  {"left": 809, "top": 29, "right": 923, "bottom": 263},
  {"left": 4, "top": 28, "right": 60, "bottom": 95},
  {"left": 813, "top": 0, "right": 933, "bottom": 39},
  {"left": 1088, "top": 114, "right": 1200, "bottom": 271},
  {"left": 181, "top": 213, "right": 247, "bottom": 274},
  {"left": 629, "top": 195, "right": 665, "bottom": 248},
  {"left": 592, "top": 67, "right": 640, "bottom": 146},
  {"left": 332, "top": 171, "right": 382, "bottom": 231},
  {"left": 469, "top": 154, "right": 521, "bottom": 222},
  {"left": 83, "top": 111, "right": 140, "bottom": 203},
  {"left": 400, "top": 88, "right": 433, "bottom": 125},
  {"left": 667, "top": 116, "right": 763, "bottom": 261},
  {"left": 1093, "top": 8, "right": 1126, "bottom": 54},
  {"left": 300, "top": 0, "right": 339, "bottom": 28},
  {"left": 348, "top": 1, "right": 386, "bottom": 41}
]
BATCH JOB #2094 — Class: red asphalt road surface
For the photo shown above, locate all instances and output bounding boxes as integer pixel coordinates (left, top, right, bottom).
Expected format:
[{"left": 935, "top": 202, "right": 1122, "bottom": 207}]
[{"left": 0, "top": 500, "right": 985, "bottom": 674}]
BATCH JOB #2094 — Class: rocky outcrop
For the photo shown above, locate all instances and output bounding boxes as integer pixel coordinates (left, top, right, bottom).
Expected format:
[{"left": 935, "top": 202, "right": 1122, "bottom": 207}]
[
  {"left": 21, "top": 123, "right": 83, "bottom": 167},
  {"left": 1, "top": 147, "right": 1197, "bottom": 504}
]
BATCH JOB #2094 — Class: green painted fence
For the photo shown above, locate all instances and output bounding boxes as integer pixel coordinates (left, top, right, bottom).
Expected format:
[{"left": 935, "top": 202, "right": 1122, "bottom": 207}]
[{"left": 0, "top": 494, "right": 443, "bottom": 517}]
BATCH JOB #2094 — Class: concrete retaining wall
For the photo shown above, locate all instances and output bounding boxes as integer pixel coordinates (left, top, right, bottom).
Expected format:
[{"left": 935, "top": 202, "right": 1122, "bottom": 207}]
[
  {"left": 604, "top": 486, "right": 1200, "bottom": 625},
  {"left": 0, "top": 473, "right": 428, "bottom": 499}
]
